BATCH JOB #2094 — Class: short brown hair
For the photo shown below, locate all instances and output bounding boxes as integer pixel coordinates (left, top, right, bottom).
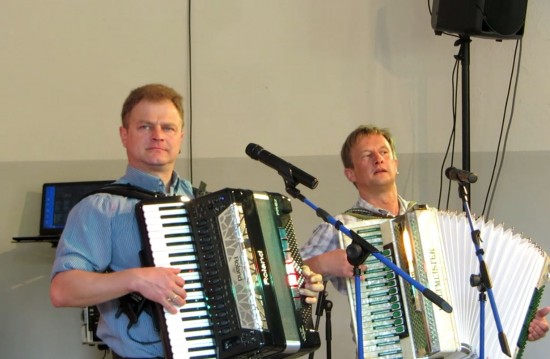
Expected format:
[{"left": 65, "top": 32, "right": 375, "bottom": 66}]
[
  {"left": 340, "top": 125, "right": 397, "bottom": 168},
  {"left": 121, "top": 84, "right": 184, "bottom": 128}
]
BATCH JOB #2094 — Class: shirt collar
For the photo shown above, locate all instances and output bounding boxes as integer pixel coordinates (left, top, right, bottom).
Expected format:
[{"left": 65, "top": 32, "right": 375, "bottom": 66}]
[
  {"left": 119, "top": 165, "right": 178, "bottom": 195},
  {"left": 355, "top": 195, "right": 409, "bottom": 217}
]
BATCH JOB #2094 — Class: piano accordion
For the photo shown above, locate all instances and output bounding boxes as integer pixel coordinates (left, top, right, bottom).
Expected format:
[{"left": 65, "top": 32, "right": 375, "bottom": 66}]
[
  {"left": 338, "top": 205, "right": 549, "bottom": 359},
  {"left": 136, "top": 188, "right": 321, "bottom": 359}
]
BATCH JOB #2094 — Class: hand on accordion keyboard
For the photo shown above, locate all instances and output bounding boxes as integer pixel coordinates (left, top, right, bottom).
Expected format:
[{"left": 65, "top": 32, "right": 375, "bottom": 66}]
[
  {"left": 300, "top": 265, "right": 324, "bottom": 304},
  {"left": 132, "top": 266, "right": 187, "bottom": 315},
  {"left": 528, "top": 306, "right": 550, "bottom": 341}
]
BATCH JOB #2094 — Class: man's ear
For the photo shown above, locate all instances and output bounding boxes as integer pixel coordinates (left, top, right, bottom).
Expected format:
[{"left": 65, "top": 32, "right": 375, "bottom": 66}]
[
  {"left": 119, "top": 126, "right": 128, "bottom": 148},
  {"left": 344, "top": 167, "right": 355, "bottom": 183}
]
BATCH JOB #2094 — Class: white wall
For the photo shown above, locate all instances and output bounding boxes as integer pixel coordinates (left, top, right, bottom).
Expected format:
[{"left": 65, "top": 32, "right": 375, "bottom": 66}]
[
  {"left": 3, "top": 1, "right": 550, "bottom": 162},
  {"left": 1, "top": 1, "right": 549, "bottom": 358}
]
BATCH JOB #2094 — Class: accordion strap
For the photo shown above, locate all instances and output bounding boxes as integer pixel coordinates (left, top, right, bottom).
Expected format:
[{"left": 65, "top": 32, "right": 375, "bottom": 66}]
[
  {"left": 344, "top": 200, "right": 418, "bottom": 220},
  {"left": 86, "top": 183, "right": 164, "bottom": 335},
  {"left": 344, "top": 207, "right": 389, "bottom": 220},
  {"left": 88, "top": 182, "right": 207, "bottom": 199},
  {"left": 86, "top": 183, "right": 164, "bottom": 200},
  {"left": 84, "top": 182, "right": 207, "bottom": 335}
]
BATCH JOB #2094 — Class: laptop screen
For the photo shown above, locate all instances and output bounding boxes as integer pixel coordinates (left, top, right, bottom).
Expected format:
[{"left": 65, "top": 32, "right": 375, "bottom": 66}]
[{"left": 40, "top": 180, "right": 114, "bottom": 235}]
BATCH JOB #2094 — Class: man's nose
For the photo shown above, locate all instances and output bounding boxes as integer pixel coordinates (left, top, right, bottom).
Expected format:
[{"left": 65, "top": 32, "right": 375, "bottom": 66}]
[
  {"left": 374, "top": 152, "right": 384, "bottom": 163},
  {"left": 151, "top": 125, "right": 164, "bottom": 139}
]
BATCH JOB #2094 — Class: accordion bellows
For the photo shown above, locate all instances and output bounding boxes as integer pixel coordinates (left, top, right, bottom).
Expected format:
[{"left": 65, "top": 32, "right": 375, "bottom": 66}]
[{"left": 339, "top": 206, "right": 549, "bottom": 359}]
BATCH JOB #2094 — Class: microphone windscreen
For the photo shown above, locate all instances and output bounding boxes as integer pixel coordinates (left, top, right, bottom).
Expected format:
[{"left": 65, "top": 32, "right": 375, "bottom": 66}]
[
  {"left": 245, "top": 143, "right": 262, "bottom": 160},
  {"left": 444, "top": 167, "right": 454, "bottom": 179}
]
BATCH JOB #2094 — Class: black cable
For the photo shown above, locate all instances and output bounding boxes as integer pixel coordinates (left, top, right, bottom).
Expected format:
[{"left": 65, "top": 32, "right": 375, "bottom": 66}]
[
  {"left": 483, "top": 39, "right": 522, "bottom": 218},
  {"left": 187, "top": 0, "right": 194, "bottom": 185},
  {"left": 430, "top": 2, "right": 466, "bottom": 212},
  {"left": 437, "top": 46, "right": 460, "bottom": 210},
  {"left": 127, "top": 321, "right": 161, "bottom": 346},
  {"left": 432, "top": 9, "right": 523, "bottom": 216},
  {"left": 481, "top": 41, "right": 516, "bottom": 215}
]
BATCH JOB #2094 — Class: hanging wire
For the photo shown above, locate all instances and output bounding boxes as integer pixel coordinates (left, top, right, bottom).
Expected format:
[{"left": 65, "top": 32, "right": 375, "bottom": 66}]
[
  {"left": 430, "top": 0, "right": 524, "bottom": 216},
  {"left": 187, "top": 0, "right": 194, "bottom": 185},
  {"left": 482, "top": 39, "right": 523, "bottom": 218},
  {"left": 437, "top": 45, "right": 460, "bottom": 210}
]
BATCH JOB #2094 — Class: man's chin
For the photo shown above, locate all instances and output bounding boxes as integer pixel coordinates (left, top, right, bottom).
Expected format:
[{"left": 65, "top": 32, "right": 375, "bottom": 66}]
[
  {"left": 146, "top": 154, "right": 177, "bottom": 163},
  {"left": 143, "top": 158, "right": 177, "bottom": 169},
  {"left": 369, "top": 177, "right": 395, "bottom": 188},
  {"left": 371, "top": 173, "right": 393, "bottom": 181}
]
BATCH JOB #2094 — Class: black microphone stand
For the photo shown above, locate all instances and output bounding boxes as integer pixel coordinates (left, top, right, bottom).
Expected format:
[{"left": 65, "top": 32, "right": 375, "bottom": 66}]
[
  {"left": 455, "top": 181, "right": 511, "bottom": 358},
  {"left": 455, "top": 35, "right": 472, "bottom": 206},
  {"left": 282, "top": 177, "right": 453, "bottom": 359},
  {"left": 308, "top": 281, "right": 332, "bottom": 359}
]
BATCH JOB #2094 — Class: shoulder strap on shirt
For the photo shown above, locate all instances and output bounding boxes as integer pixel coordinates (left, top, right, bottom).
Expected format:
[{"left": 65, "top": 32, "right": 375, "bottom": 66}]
[
  {"left": 344, "top": 200, "right": 418, "bottom": 220},
  {"left": 91, "top": 181, "right": 206, "bottom": 333},
  {"left": 91, "top": 182, "right": 209, "bottom": 200},
  {"left": 86, "top": 183, "right": 164, "bottom": 200},
  {"left": 405, "top": 201, "right": 418, "bottom": 211},
  {"left": 86, "top": 183, "right": 166, "bottom": 333},
  {"left": 193, "top": 181, "right": 208, "bottom": 198},
  {"left": 343, "top": 207, "right": 388, "bottom": 220}
]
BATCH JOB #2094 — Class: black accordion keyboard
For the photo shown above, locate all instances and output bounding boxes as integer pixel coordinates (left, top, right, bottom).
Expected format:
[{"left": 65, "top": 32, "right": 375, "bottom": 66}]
[{"left": 136, "top": 188, "right": 320, "bottom": 359}]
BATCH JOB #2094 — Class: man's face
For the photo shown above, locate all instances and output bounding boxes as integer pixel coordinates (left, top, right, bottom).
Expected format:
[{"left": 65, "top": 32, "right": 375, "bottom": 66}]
[
  {"left": 119, "top": 99, "right": 183, "bottom": 174},
  {"left": 344, "top": 133, "right": 399, "bottom": 191}
]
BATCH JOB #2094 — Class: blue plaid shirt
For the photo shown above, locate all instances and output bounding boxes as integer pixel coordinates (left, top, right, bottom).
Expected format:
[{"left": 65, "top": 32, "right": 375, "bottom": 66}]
[
  {"left": 300, "top": 196, "right": 409, "bottom": 295},
  {"left": 51, "top": 166, "right": 194, "bottom": 358}
]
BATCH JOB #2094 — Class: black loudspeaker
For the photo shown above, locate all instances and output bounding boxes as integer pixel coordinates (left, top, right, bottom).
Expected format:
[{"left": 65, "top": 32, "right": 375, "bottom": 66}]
[{"left": 431, "top": 0, "right": 528, "bottom": 40}]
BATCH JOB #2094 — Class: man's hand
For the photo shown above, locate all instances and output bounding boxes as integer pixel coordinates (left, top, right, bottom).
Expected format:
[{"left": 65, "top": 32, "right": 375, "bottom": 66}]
[
  {"left": 528, "top": 306, "right": 550, "bottom": 341},
  {"left": 51, "top": 266, "right": 187, "bottom": 316},
  {"left": 133, "top": 267, "right": 187, "bottom": 315},
  {"left": 304, "top": 249, "right": 365, "bottom": 278},
  {"left": 299, "top": 265, "right": 324, "bottom": 304}
]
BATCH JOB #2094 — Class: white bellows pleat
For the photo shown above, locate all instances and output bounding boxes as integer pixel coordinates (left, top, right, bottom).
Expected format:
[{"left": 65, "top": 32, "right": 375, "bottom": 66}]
[{"left": 437, "top": 211, "right": 548, "bottom": 359}]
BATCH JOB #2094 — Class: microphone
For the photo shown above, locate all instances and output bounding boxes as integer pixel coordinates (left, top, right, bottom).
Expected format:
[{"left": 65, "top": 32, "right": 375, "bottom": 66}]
[
  {"left": 245, "top": 143, "right": 319, "bottom": 189},
  {"left": 445, "top": 167, "right": 478, "bottom": 184}
]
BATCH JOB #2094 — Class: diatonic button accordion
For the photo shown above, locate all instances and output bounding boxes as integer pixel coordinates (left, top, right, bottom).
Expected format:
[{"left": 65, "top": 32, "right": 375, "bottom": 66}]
[{"left": 339, "top": 205, "right": 549, "bottom": 359}]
